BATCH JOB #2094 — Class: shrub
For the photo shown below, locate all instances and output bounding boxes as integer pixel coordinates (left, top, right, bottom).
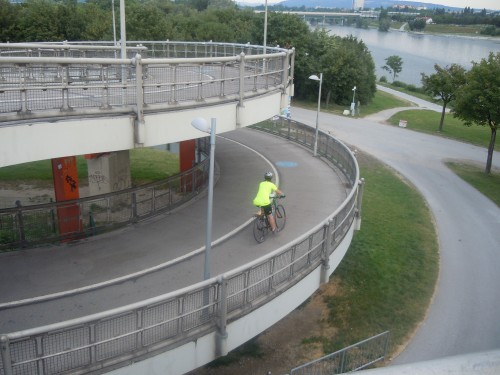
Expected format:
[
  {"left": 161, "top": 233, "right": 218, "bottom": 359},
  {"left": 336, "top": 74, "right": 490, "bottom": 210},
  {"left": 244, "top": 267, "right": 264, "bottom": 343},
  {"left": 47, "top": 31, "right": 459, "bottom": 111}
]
[{"left": 392, "top": 80, "right": 405, "bottom": 88}]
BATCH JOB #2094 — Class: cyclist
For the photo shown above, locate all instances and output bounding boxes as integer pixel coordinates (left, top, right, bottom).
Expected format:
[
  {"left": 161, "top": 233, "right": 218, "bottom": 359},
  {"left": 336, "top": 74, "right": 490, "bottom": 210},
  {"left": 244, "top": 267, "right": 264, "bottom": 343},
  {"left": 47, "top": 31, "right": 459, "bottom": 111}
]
[{"left": 253, "top": 171, "right": 283, "bottom": 233}]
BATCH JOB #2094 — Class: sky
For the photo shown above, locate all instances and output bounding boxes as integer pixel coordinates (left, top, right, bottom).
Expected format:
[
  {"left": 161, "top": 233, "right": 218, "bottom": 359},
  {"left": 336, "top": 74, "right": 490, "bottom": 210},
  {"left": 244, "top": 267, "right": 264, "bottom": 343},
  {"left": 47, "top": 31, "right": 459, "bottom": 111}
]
[{"left": 238, "top": 0, "right": 500, "bottom": 11}]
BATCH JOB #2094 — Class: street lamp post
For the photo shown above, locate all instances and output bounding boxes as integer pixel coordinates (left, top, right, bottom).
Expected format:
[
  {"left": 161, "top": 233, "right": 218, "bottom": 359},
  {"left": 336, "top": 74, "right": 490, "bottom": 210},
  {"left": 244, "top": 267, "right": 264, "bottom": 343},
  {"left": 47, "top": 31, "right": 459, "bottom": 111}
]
[
  {"left": 308, "top": 73, "right": 323, "bottom": 157},
  {"left": 191, "top": 117, "right": 216, "bottom": 281},
  {"left": 263, "top": 0, "right": 268, "bottom": 55},
  {"left": 351, "top": 86, "right": 357, "bottom": 116},
  {"left": 112, "top": 0, "right": 117, "bottom": 48},
  {"left": 119, "top": 0, "right": 126, "bottom": 60}
]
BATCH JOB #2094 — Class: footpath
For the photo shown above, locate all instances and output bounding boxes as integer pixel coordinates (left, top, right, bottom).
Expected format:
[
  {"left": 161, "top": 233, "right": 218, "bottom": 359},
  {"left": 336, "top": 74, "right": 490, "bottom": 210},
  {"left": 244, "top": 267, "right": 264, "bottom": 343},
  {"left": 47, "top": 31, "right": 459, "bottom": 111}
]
[{"left": 0, "top": 128, "right": 348, "bottom": 333}]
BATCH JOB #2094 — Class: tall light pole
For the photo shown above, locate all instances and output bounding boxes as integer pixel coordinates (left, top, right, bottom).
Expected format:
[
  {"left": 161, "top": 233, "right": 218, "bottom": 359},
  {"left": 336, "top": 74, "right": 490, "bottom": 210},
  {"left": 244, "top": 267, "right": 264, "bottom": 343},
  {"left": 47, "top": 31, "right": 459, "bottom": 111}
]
[
  {"left": 119, "top": 0, "right": 126, "bottom": 60},
  {"left": 309, "top": 73, "right": 323, "bottom": 157},
  {"left": 191, "top": 117, "right": 216, "bottom": 281},
  {"left": 263, "top": 0, "right": 268, "bottom": 55},
  {"left": 351, "top": 86, "right": 357, "bottom": 116},
  {"left": 112, "top": 0, "right": 117, "bottom": 48}
]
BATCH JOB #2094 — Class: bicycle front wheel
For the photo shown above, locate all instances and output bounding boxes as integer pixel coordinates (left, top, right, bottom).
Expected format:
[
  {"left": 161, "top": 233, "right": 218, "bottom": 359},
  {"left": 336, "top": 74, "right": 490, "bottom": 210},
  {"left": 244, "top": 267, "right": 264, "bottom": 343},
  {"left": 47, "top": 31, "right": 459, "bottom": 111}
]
[
  {"left": 275, "top": 204, "right": 286, "bottom": 232},
  {"left": 253, "top": 216, "right": 267, "bottom": 243}
]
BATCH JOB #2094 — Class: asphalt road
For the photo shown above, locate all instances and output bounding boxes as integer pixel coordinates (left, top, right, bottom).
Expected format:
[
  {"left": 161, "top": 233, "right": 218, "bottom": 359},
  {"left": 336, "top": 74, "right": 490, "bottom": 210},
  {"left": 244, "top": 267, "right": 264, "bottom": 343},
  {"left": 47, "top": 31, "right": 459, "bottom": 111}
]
[{"left": 291, "top": 100, "right": 500, "bottom": 364}]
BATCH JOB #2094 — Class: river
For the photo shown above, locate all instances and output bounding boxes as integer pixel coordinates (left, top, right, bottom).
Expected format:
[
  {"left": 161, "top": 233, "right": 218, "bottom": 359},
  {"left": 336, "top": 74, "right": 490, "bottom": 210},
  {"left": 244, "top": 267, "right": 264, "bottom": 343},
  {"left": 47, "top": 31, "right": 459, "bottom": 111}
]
[{"left": 324, "top": 25, "right": 500, "bottom": 86}]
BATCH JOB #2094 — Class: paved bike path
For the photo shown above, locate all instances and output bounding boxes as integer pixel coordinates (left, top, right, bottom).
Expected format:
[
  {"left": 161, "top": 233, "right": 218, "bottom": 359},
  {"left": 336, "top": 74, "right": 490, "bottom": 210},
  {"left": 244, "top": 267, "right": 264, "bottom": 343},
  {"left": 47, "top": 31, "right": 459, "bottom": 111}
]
[
  {"left": 292, "top": 101, "right": 500, "bottom": 364},
  {"left": 0, "top": 128, "right": 347, "bottom": 333}
]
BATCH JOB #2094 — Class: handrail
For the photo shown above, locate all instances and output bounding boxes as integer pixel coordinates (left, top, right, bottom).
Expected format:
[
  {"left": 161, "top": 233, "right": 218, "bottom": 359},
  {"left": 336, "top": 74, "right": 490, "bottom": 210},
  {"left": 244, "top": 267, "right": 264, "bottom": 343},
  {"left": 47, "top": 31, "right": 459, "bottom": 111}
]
[
  {"left": 0, "top": 41, "right": 294, "bottom": 124},
  {"left": 0, "top": 119, "right": 361, "bottom": 375}
]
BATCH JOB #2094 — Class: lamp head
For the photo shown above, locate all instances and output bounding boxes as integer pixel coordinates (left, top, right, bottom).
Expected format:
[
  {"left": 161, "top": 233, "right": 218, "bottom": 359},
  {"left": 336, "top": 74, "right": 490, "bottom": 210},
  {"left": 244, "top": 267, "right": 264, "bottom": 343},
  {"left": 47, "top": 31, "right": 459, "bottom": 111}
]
[
  {"left": 191, "top": 117, "right": 211, "bottom": 133},
  {"left": 309, "top": 74, "right": 320, "bottom": 81},
  {"left": 352, "top": 86, "right": 357, "bottom": 91}
]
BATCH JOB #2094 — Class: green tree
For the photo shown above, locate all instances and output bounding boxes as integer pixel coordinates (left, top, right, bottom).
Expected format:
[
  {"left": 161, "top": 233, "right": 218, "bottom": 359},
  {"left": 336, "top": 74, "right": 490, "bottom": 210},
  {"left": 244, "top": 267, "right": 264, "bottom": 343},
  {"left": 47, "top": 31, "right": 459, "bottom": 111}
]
[
  {"left": 126, "top": 2, "right": 173, "bottom": 40},
  {"left": 379, "top": 18, "right": 391, "bottom": 32},
  {"left": 0, "top": 0, "right": 18, "bottom": 42},
  {"left": 16, "top": 0, "right": 61, "bottom": 41},
  {"left": 453, "top": 52, "right": 500, "bottom": 174},
  {"left": 382, "top": 55, "right": 403, "bottom": 82},
  {"left": 408, "top": 18, "right": 426, "bottom": 31},
  {"left": 80, "top": 3, "right": 112, "bottom": 41},
  {"left": 378, "top": 8, "right": 390, "bottom": 32},
  {"left": 421, "top": 63, "right": 466, "bottom": 132},
  {"left": 298, "top": 30, "right": 375, "bottom": 106}
]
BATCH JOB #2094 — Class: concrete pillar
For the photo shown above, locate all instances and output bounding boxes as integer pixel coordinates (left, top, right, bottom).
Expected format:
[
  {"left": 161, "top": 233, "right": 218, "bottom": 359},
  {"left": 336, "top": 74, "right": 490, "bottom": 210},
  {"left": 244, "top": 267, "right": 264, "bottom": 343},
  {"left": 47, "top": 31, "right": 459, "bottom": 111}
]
[{"left": 86, "top": 151, "right": 131, "bottom": 196}]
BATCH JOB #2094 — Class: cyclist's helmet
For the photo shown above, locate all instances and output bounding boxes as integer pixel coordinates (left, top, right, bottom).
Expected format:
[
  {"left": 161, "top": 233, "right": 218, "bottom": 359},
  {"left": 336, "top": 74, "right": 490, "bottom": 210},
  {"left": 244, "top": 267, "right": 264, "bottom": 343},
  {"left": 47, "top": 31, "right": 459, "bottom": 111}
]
[{"left": 264, "top": 171, "right": 273, "bottom": 181}]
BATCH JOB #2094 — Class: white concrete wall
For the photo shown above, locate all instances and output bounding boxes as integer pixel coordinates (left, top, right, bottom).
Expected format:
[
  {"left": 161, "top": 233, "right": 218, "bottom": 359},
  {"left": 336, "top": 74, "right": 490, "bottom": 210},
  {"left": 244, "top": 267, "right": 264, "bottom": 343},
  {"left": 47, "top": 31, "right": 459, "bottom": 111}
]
[
  {"left": 0, "top": 92, "right": 282, "bottom": 168},
  {"left": 108, "top": 225, "right": 355, "bottom": 375}
]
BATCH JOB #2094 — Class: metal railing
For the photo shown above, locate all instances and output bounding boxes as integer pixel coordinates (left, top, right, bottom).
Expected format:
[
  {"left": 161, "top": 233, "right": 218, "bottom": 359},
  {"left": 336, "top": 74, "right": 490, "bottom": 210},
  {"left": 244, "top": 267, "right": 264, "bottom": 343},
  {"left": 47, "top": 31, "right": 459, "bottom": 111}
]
[
  {"left": 290, "top": 331, "right": 390, "bottom": 374},
  {"left": 0, "top": 41, "right": 295, "bottom": 124},
  {"left": 0, "top": 138, "right": 211, "bottom": 251},
  {"left": 0, "top": 120, "right": 361, "bottom": 375}
]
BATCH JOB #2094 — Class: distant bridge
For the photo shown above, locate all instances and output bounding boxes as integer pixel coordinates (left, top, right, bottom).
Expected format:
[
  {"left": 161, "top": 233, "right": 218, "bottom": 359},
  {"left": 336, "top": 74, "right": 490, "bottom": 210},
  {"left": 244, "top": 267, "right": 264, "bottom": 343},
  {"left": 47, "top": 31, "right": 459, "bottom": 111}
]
[{"left": 255, "top": 10, "right": 380, "bottom": 19}]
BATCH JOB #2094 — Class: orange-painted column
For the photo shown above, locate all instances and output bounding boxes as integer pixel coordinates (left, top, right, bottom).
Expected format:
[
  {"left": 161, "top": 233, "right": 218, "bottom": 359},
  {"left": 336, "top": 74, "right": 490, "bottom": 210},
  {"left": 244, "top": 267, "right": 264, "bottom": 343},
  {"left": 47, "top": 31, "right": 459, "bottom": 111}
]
[
  {"left": 179, "top": 140, "right": 196, "bottom": 192},
  {"left": 51, "top": 156, "right": 82, "bottom": 240}
]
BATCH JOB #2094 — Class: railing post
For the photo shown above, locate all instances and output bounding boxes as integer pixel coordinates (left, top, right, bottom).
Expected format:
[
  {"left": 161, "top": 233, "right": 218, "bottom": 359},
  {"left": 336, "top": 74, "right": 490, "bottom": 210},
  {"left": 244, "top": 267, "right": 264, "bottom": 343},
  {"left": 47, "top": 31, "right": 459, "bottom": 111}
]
[
  {"left": 197, "top": 64, "right": 203, "bottom": 101},
  {"left": 219, "top": 63, "right": 226, "bottom": 97},
  {"left": 320, "top": 219, "right": 332, "bottom": 284},
  {"left": 100, "top": 65, "right": 111, "bottom": 109},
  {"left": 238, "top": 52, "right": 245, "bottom": 108},
  {"left": 61, "top": 65, "right": 72, "bottom": 112},
  {"left": 172, "top": 64, "right": 178, "bottom": 103},
  {"left": 289, "top": 48, "right": 295, "bottom": 91},
  {"left": 0, "top": 335, "right": 13, "bottom": 375},
  {"left": 355, "top": 178, "right": 365, "bottom": 230},
  {"left": 133, "top": 54, "right": 145, "bottom": 146},
  {"left": 15, "top": 200, "right": 26, "bottom": 248},
  {"left": 131, "top": 191, "right": 138, "bottom": 222},
  {"left": 19, "top": 65, "right": 29, "bottom": 114},
  {"left": 215, "top": 276, "right": 228, "bottom": 357},
  {"left": 282, "top": 51, "right": 289, "bottom": 94}
]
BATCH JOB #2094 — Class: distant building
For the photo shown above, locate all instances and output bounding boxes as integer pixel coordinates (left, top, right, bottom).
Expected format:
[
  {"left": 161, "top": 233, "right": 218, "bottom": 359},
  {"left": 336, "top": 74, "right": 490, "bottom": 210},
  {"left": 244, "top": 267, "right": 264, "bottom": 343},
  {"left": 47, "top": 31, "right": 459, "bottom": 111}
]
[{"left": 352, "top": 0, "right": 364, "bottom": 11}]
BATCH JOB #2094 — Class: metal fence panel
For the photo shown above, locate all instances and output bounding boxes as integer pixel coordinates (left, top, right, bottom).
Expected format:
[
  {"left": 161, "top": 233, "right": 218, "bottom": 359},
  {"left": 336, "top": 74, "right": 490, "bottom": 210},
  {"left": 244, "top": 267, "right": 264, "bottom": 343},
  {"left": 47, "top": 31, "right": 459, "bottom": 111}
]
[
  {"left": 9, "top": 338, "right": 37, "bottom": 375},
  {"left": 96, "top": 313, "right": 137, "bottom": 361},
  {"left": 43, "top": 326, "right": 91, "bottom": 374},
  {"left": 143, "top": 300, "right": 180, "bottom": 346},
  {"left": 290, "top": 331, "right": 390, "bottom": 375}
]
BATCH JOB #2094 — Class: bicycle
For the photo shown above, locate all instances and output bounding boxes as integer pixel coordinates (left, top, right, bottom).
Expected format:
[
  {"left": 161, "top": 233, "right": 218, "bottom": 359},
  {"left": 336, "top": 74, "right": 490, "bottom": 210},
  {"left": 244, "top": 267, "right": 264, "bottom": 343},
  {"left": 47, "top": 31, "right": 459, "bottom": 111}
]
[{"left": 253, "top": 195, "right": 286, "bottom": 243}]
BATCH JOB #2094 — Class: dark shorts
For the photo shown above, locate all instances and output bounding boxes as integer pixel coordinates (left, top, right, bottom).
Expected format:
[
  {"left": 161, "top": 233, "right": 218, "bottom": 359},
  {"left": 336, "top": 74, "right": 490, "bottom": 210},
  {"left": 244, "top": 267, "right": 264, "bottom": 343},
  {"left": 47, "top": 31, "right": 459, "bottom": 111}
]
[{"left": 261, "top": 204, "right": 272, "bottom": 216}]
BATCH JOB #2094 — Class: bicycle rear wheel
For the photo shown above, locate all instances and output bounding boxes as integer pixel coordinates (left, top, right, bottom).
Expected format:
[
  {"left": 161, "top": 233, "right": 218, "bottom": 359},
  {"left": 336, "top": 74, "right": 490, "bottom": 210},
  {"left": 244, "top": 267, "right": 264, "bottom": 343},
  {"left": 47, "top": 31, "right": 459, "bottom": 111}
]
[
  {"left": 275, "top": 204, "right": 286, "bottom": 232},
  {"left": 253, "top": 215, "right": 267, "bottom": 243}
]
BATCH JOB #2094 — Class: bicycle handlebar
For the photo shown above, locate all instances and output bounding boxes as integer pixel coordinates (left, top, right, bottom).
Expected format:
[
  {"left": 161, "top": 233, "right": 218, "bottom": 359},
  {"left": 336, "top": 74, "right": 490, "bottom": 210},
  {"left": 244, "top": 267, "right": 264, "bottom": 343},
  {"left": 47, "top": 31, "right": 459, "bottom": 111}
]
[{"left": 270, "top": 194, "right": 285, "bottom": 199}]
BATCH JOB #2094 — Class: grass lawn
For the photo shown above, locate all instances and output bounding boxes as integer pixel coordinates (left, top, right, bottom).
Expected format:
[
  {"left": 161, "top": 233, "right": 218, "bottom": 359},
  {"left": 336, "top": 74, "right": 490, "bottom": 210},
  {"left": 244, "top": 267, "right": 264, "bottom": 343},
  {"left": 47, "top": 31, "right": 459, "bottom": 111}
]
[
  {"left": 386, "top": 109, "right": 499, "bottom": 151},
  {"left": 377, "top": 82, "right": 436, "bottom": 103},
  {"left": 446, "top": 161, "right": 500, "bottom": 207},
  {"left": 317, "top": 151, "right": 439, "bottom": 355},
  {"left": 424, "top": 24, "right": 487, "bottom": 36},
  {"left": 293, "top": 90, "right": 413, "bottom": 118}
]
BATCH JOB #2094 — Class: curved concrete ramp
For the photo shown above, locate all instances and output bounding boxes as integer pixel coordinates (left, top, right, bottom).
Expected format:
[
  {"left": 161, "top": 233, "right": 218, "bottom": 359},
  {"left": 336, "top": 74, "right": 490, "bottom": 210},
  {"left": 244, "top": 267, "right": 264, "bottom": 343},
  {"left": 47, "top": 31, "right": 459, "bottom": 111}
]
[{"left": 0, "top": 128, "right": 348, "bottom": 333}]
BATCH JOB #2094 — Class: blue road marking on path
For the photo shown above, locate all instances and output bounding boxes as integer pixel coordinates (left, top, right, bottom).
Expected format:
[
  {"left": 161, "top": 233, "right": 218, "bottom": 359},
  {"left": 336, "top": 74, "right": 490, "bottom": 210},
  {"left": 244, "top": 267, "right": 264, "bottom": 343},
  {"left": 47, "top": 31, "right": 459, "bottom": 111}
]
[{"left": 276, "top": 161, "right": 298, "bottom": 168}]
